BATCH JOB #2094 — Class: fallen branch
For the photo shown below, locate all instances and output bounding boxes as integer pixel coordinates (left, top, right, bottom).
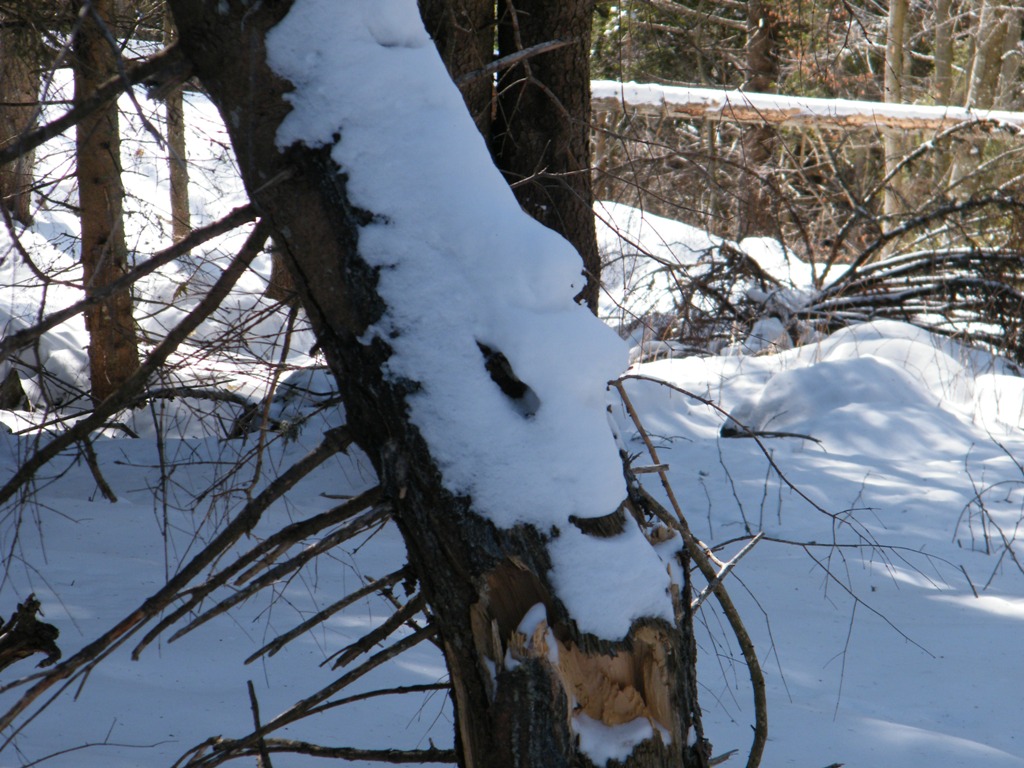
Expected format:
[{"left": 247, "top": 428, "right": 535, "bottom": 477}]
[
  {"left": 611, "top": 377, "right": 767, "bottom": 768},
  {"left": 0, "top": 596, "right": 60, "bottom": 672}
]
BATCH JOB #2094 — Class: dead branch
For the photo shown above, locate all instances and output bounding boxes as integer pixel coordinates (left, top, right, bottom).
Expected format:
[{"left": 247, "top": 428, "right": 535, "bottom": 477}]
[
  {"left": 328, "top": 593, "right": 424, "bottom": 669},
  {"left": 0, "top": 219, "right": 273, "bottom": 510},
  {"left": 456, "top": 38, "right": 572, "bottom": 86},
  {"left": 79, "top": 437, "right": 117, "bottom": 503},
  {"left": 245, "top": 567, "right": 409, "bottom": 663},
  {"left": 611, "top": 378, "right": 767, "bottom": 768},
  {"left": 0, "top": 203, "right": 257, "bottom": 368},
  {"left": 245, "top": 680, "right": 273, "bottom": 768},
  {"left": 133, "top": 485, "right": 380, "bottom": 656},
  {"left": 182, "top": 740, "right": 455, "bottom": 766},
  {"left": 0, "top": 43, "right": 192, "bottom": 167},
  {"left": 178, "top": 625, "right": 439, "bottom": 767},
  {"left": 0, "top": 423, "right": 350, "bottom": 737},
  {"left": 0, "top": 596, "right": 60, "bottom": 672},
  {"left": 164, "top": 505, "right": 390, "bottom": 646}
]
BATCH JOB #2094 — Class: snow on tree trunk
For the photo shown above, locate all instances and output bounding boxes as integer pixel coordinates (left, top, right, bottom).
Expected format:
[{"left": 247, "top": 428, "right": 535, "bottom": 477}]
[{"left": 166, "top": 1, "right": 708, "bottom": 766}]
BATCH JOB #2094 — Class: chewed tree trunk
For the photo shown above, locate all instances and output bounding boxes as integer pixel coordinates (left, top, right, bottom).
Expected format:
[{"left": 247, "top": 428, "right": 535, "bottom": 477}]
[{"left": 166, "top": 3, "right": 708, "bottom": 767}]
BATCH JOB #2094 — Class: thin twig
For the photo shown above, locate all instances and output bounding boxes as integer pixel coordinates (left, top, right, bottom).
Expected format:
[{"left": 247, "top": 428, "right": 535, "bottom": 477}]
[
  {"left": 79, "top": 438, "right": 117, "bottom": 503},
  {"left": 246, "top": 681, "right": 273, "bottom": 768},
  {"left": 245, "top": 567, "right": 410, "bottom": 663},
  {"left": 611, "top": 377, "right": 767, "bottom": 768},
  {"left": 692, "top": 532, "right": 765, "bottom": 611},
  {"left": 456, "top": 38, "right": 572, "bottom": 86}
]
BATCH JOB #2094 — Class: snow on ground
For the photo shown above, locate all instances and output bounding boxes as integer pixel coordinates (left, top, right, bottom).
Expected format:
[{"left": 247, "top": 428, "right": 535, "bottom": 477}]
[{"left": 0, "top": 4, "right": 1023, "bottom": 767}]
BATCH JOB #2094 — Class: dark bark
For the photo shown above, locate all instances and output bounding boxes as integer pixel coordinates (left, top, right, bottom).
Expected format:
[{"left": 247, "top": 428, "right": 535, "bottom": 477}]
[
  {"left": 165, "top": 3, "right": 707, "bottom": 767},
  {"left": 0, "top": 595, "right": 60, "bottom": 672},
  {"left": 492, "top": 0, "right": 601, "bottom": 313},
  {"left": 74, "top": 0, "right": 140, "bottom": 403},
  {"left": 0, "top": 10, "right": 42, "bottom": 225}
]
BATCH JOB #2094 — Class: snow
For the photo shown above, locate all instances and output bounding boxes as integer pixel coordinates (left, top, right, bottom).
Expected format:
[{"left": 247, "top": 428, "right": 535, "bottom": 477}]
[
  {"left": 592, "top": 79, "right": 1024, "bottom": 128},
  {"left": 0, "top": 4, "right": 1023, "bottom": 767}
]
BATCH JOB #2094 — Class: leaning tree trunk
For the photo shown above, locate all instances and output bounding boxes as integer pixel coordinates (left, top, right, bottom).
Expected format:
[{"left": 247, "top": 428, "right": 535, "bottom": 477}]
[
  {"left": 74, "top": 0, "right": 139, "bottom": 403},
  {"left": 492, "top": 0, "right": 602, "bottom": 313},
  {"left": 166, "top": 3, "right": 708, "bottom": 767}
]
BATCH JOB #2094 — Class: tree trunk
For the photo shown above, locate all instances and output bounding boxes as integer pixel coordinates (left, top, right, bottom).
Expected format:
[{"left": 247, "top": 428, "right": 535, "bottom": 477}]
[
  {"left": 165, "top": 3, "right": 708, "bottom": 767},
  {"left": 738, "top": 0, "right": 777, "bottom": 240},
  {"left": 74, "top": 0, "right": 140, "bottom": 403},
  {"left": 163, "top": 8, "right": 190, "bottom": 243},
  {"left": 965, "top": 0, "right": 1004, "bottom": 111},
  {"left": 0, "top": 12, "right": 42, "bottom": 225},
  {"left": 996, "top": 7, "right": 1022, "bottom": 109},
  {"left": 933, "top": 0, "right": 954, "bottom": 102},
  {"left": 882, "top": 0, "right": 908, "bottom": 220},
  {"left": 492, "top": 0, "right": 601, "bottom": 313}
]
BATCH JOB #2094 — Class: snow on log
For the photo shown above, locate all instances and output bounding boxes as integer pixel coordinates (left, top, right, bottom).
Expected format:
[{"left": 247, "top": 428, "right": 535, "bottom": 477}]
[{"left": 593, "top": 80, "right": 1024, "bottom": 132}]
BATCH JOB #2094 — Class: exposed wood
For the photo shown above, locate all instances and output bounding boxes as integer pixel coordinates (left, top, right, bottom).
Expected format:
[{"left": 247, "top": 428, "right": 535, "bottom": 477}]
[{"left": 592, "top": 81, "right": 1024, "bottom": 132}]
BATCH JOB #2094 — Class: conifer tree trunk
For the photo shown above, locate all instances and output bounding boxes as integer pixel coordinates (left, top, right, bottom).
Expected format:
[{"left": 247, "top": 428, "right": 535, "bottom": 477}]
[
  {"left": 166, "top": 3, "right": 709, "bottom": 767},
  {"left": 492, "top": 0, "right": 601, "bottom": 313},
  {"left": 74, "top": 0, "right": 139, "bottom": 403},
  {"left": 0, "top": 12, "right": 42, "bottom": 225}
]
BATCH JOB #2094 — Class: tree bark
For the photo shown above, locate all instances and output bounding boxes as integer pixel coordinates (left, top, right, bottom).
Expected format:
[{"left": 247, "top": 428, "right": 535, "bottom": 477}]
[
  {"left": 418, "top": 0, "right": 496, "bottom": 138},
  {"left": 0, "top": 11, "right": 42, "bottom": 225},
  {"left": 492, "top": 0, "right": 601, "bottom": 313},
  {"left": 933, "top": 0, "right": 954, "bottom": 105},
  {"left": 882, "top": 0, "right": 908, "bottom": 219},
  {"left": 165, "top": 3, "right": 708, "bottom": 767},
  {"left": 74, "top": 0, "right": 140, "bottom": 403},
  {"left": 163, "top": 8, "right": 190, "bottom": 243},
  {"left": 738, "top": 0, "right": 777, "bottom": 240}
]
